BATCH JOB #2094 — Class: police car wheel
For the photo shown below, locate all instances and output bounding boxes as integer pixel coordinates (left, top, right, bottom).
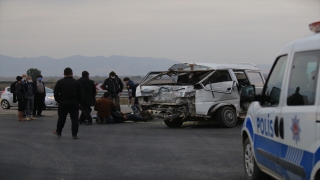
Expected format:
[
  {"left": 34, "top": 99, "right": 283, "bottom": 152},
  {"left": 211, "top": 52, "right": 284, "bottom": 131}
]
[
  {"left": 244, "top": 138, "right": 264, "bottom": 180},
  {"left": 217, "top": 106, "right": 237, "bottom": 128},
  {"left": 1, "top": 100, "right": 11, "bottom": 109},
  {"left": 164, "top": 118, "right": 183, "bottom": 128}
]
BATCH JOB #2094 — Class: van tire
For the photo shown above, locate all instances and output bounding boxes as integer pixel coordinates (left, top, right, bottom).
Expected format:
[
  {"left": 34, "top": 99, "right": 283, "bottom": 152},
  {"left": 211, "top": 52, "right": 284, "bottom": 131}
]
[
  {"left": 1, "top": 100, "right": 11, "bottom": 109},
  {"left": 217, "top": 106, "right": 237, "bottom": 128},
  {"left": 164, "top": 118, "right": 183, "bottom": 128},
  {"left": 244, "top": 138, "right": 268, "bottom": 180}
]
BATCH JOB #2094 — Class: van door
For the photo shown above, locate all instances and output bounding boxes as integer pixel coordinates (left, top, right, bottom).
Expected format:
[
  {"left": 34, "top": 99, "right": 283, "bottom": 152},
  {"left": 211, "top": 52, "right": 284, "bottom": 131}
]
[
  {"left": 195, "top": 70, "right": 238, "bottom": 115},
  {"left": 252, "top": 55, "right": 288, "bottom": 177},
  {"left": 278, "top": 50, "right": 320, "bottom": 180}
]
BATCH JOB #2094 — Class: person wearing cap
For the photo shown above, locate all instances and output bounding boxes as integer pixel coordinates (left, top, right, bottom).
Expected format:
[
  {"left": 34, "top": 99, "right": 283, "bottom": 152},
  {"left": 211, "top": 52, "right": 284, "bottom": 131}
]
[
  {"left": 123, "top": 77, "right": 139, "bottom": 105},
  {"left": 102, "top": 71, "right": 123, "bottom": 111},
  {"left": 53, "top": 67, "right": 84, "bottom": 139},
  {"left": 15, "top": 76, "right": 28, "bottom": 121},
  {"left": 33, "top": 74, "right": 46, "bottom": 117}
]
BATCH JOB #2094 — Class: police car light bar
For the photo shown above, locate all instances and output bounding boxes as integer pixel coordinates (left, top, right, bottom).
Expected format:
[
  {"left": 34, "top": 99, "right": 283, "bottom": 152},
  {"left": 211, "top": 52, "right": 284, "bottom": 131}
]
[{"left": 309, "top": 21, "right": 320, "bottom": 33}]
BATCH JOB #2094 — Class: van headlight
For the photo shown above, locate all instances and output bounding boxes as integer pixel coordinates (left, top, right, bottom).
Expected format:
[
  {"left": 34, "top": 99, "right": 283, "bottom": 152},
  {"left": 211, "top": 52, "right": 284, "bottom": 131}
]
[
  {"left": 174, "top": 92, "right": 183, "bottom": 97},
  {"left": 47, "top": 96, "right": 54, "bottom": 100}
]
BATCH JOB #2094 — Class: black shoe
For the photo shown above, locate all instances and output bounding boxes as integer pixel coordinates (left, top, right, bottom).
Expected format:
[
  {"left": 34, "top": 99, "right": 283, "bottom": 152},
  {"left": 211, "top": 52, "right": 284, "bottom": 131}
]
[
  {"left": 72, "top": 135, "right": 78, "bottom": 139},
  {"left": 85, "top": 122, "right": 92, "bottom": 125},
  {"left": 53, "top": 130, "right": 61, "bottom": 137},
  {"left": 37, "top": 114, "right": 43, "bottom": 117}
]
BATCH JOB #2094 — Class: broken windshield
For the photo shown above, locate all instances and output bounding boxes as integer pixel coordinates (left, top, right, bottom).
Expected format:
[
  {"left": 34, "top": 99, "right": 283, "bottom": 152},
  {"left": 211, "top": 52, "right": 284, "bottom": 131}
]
[{"left": 141, "top": 71, "right": 215, "bottom": 85}]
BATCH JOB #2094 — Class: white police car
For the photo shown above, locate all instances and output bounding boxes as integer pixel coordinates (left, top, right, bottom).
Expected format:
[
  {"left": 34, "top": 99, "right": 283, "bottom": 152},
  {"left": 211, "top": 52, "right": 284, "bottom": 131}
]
[{"left": 241, "top": 21, "right": 320, "bottom": 180}]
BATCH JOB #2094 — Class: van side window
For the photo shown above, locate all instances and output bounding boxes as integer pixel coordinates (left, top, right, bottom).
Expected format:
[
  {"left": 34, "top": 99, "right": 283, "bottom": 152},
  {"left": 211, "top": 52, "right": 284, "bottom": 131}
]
[
  {"left": 234, "top": 71, "right": 250, "bottom": 87},
  {"left": 246, "top": 72, "right": 264, "bottom": 87},
  {"left": 203, "top": 70, "right": 231, "bottom": 85},
  {"left": 263, "top": 55, "right": 288, "bottom": 106},
  {"left": 287, "top": 50, "right": 319, "bottom": 106}
]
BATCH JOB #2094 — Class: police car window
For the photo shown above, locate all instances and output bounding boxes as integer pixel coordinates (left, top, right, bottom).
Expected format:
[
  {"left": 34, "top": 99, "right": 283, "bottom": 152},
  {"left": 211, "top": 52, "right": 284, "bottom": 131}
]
[
  {"left": 287, "top": 50, "right": 319, "bottom": 106},
  {"left": 263, "top": 55, "right": 287, "bottom": 106},
  {"left": 246, "top": 72, "right": 264, "bottom": 87}
]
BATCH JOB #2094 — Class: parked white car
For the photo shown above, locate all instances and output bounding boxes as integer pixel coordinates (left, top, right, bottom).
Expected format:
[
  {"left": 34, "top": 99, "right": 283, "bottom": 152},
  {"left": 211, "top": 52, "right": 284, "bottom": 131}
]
[
  {"left": 241, "top": 21, "right": 320, "bottom": 180},
  {"left": 136, "top": 62, "right": 265, "bottom": 128},
  {"left": 0, "top": 86, "right": 57, "bottom": 109}
]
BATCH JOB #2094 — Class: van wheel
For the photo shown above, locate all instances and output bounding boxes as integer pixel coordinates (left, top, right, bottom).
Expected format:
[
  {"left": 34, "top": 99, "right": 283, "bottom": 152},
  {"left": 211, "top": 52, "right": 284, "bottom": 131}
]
[
  {"left": 244, "top": 138, "right": 266, "bottom": 180},
  {"left": 1, "top": 100, "right": 11, "bottom": 109},
  {"left": 217, "top": 106, "right": 237, "bottom": 128},
  {"left": 164, "top": 118, "right": 183, "bottom": 128}
]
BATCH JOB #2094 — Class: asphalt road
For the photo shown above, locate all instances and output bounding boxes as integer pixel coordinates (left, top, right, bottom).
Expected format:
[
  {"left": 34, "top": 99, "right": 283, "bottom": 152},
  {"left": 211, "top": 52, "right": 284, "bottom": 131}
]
[{"left": 0, "top": 107, "right": 247, "bottom": 180}]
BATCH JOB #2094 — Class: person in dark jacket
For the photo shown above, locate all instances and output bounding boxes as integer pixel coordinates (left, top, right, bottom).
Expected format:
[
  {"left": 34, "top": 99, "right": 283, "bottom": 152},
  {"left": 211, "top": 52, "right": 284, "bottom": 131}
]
[
  {"left": 25, "top": 76, "right": 36, "bottom": 120},
  {"left": 123, "top": 77, "right": 139, "bottom": 105},
  {"left": 102, "top": 71, "right": 123, "bottom": 111},
  {"left": 15, "top": 76, "right": 28, "bottom": 121},
  {"left": 33, "top": 74, "right": 46, "bottom": 116},
  {"left": 53, "top": 67, "right": 84, "bottom": 139},
  {"left": 10, "top": 81, "right": 18, "bottom": 103},
  {"left": 78, "top": 71, "right": 97, "bottom": 125}
]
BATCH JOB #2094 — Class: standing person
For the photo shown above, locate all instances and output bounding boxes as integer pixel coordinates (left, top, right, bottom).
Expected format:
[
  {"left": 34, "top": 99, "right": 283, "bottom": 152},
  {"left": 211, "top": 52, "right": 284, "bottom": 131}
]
[
  {"left": 15, "top": 76, "right": 28, "bottom": 121},
  {"left": 94, "top": 92, "right": 117, "bottom": 124},
  {"left": 33, "top": 75, "right": 46, "bottom": 117},
  {"left": 102, "top": 71, "right": 123, "bottom": 111},
  {"left": 53, "top": 67, "right": 83, "bottom": 139},
  {"left": 25, "top": 76, "right": 36, "bottom": 120},
  {"left": 123, "top": 77, "right": 139, "bottom": 105},
  {"left": 78, "top": 71, "right": 96, "bottom": 125},
  {"left": 21, "top": 74, "right": 28, "bottom": 118}
]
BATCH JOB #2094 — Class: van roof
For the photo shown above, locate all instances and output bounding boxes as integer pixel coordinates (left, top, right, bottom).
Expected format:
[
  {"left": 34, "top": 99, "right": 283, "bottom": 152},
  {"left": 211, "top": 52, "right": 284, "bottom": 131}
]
[
  {"left": 279, "top": 33, "right": 320, "bottom": 55},
  {"left": 168, "top": 62, "right": 261, "bottom": 71}
]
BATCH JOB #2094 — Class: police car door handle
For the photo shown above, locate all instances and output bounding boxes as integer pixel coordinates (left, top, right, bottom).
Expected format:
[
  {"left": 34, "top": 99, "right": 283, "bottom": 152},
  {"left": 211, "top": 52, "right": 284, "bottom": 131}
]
[
  {"left": 274, "top": 116, "right": 279, "bottom": 137},
  {"left": 279, "top": 118, "right": 284, "bottom": 139}
]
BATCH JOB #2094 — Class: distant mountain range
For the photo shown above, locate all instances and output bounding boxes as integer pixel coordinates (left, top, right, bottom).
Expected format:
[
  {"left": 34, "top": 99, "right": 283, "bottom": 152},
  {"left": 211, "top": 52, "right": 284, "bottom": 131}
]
[
  {"left": 0, "top": 54, "right": 180, "bottom": 77},
  {"left": 0, "top": 54, "right": 271, "bottom": 77}
]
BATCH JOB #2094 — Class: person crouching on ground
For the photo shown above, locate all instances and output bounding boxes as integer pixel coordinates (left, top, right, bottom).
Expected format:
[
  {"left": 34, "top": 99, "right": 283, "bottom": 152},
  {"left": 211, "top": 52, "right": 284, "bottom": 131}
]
[
  {"left": 15, "top": 76, "right": 28, "bottom": 121},
  {"left": 25, "top": 76, "right": 36, "bottom": 120},
  {"left": 94, "top": 92, "right": 117, "bottom": 123}
]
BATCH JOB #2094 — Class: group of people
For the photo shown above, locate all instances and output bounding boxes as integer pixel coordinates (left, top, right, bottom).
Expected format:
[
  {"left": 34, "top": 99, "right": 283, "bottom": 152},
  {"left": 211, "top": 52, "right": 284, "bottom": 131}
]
[
  {"left": 13, "top": 74, "right": 46, "bottom": 121},
  {"left": 52, "top": 67, "right": 148, "bottom": 139}
]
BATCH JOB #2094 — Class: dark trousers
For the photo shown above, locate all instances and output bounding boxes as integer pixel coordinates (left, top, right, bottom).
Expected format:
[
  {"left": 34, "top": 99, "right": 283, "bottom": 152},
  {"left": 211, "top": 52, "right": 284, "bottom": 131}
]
[
  {"left": 110, "top": 94, "right": 121, "bottom": 111},
  {"left": 56, "top": 101, "right": 79, "bottom": 136},
  {"left": 125, "top": 114, "right": 146, "bottom": 121},
  {"left": 33, "top": 93, "right": 45, "bottom": 115},
  {"left": 134, "top": 97, "right": 139, "bottom": 105},
  {"left": 79, "top": 104, "right": 92, "bottom": 123},
  {"left": 18, "top": 99, "right": 27, "bottom": 111}
]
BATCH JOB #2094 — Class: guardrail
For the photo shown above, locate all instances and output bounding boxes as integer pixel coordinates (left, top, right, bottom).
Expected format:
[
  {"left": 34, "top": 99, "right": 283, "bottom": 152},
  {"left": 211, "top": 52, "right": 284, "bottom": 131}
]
[{"left": 96, "top": 90, "right": 129, "bottom": 98}]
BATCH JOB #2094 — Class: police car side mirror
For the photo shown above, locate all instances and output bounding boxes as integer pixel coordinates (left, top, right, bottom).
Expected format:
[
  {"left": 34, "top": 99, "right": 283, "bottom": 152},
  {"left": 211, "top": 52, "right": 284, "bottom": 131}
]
[
  {"left": 194, "top": 83, "right": 203, "bottom": 90},
  {"left": 240, "top": 85, "right": 255, "bottom": 102}
]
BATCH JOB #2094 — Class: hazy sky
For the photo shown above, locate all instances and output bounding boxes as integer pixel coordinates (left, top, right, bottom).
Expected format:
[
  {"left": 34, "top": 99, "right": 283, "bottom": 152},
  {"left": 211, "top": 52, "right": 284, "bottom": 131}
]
[{"left": 0, "top": 0, "right": 319, "bottom": 64}]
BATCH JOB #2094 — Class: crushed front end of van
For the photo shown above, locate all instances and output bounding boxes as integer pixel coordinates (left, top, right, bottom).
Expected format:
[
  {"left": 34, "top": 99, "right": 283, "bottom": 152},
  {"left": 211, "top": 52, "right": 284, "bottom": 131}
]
[{"left": 136, "top": 62, "right": 264, "bottom": 128}]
